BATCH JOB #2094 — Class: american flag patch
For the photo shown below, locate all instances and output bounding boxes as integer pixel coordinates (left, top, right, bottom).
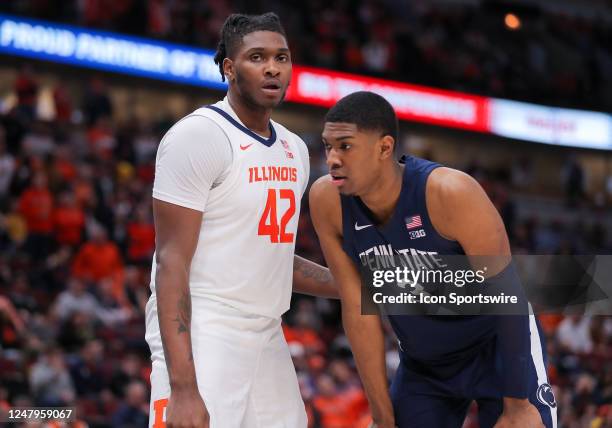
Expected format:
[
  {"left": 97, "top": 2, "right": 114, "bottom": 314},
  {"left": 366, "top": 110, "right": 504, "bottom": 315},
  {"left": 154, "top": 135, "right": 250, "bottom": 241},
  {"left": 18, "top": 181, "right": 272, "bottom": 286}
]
[{"left": 405, "top": 215, "right": 422, "bottom": 230}]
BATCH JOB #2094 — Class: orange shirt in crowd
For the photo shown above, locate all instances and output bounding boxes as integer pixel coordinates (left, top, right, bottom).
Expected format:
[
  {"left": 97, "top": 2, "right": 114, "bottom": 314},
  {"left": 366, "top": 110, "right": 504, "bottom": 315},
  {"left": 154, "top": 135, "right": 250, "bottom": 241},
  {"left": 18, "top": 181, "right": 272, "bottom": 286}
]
[
  {"left": 72, "top": 240, "right": 125, "bottom": 302},
  {"left": 342, "top": 387, "right": 369, "bottom": 422},
  {"left": 283, "top": 324, "right": 326, "bottom": 354},
  {"left": 539, "top": 314, "right": 564, "bottom": 335},
  {"left": 18, "top": 188, "right": 53, "bottom": 233},
  {"left": 73, "top": 240, "right": 123, "bottom": 281},
  {"left": 53, "top": 206, "right": 85, "bottom": 246},
  {"left": 313, "top": 394, "right": 356, "bottom": 428},
  {"left": 73, "top": 180, "right": 95, "bottom": 208},
  {"left": 53, "top": 158, "right": 78, "bottom": 182},
  {"left": 127, "top": 222, "right": 155, "bottom": 261}
]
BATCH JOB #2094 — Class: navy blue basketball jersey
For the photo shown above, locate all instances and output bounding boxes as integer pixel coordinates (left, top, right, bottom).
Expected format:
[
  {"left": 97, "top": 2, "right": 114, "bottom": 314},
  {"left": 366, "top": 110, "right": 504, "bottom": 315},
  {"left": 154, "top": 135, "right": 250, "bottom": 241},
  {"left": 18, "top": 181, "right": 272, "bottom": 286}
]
[{"left": 341, "top": 155, "right": 496, "bottom": 371}]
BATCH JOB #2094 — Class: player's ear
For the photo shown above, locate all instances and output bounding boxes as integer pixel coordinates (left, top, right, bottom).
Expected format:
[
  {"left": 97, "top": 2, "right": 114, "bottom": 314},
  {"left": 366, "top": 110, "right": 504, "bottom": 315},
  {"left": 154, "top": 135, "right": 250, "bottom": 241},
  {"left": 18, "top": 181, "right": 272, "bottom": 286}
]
[
  {"left": 379, "top": 135, "right": 395, "bottom": 160},
  {"left": 223, "top": 58, "right": 235, "bottom": 82}
]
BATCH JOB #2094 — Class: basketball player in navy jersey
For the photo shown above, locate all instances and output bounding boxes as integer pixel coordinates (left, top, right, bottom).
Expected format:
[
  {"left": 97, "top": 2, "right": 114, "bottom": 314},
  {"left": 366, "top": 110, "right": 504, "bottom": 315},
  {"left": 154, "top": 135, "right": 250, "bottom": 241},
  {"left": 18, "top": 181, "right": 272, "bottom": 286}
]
[{"left": 310, "top": 91, "right": 556, "bottom": 428}]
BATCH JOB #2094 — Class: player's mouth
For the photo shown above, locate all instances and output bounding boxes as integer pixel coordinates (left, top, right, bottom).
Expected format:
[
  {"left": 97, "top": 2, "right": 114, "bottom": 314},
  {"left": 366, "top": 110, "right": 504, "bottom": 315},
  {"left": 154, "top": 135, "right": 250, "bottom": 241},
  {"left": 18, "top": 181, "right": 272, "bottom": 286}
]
[
  {"left": 261, "top": 80, "right": 282, "bottom": 95},
  {"left": 330, "top": 174, "right": 347, "bottom": 186}
]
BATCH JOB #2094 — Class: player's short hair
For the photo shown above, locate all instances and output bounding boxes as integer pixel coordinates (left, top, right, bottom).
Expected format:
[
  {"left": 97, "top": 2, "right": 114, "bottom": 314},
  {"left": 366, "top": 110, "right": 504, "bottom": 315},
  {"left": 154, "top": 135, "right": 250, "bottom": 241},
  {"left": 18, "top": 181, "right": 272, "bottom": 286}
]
[
  {"left": 325, "top": 91, "right": 399, "bottom": 149},
  {"left": 214, "top": 12, "right": 287, "bottom": 82}
]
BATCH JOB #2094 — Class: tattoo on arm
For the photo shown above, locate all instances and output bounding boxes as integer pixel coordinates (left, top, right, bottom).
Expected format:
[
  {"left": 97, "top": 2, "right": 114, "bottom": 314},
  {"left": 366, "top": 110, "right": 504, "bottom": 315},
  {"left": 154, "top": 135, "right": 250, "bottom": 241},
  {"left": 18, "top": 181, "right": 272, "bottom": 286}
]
[
  {"left": 173, "top": 290, "right": 191, "bottom": 334},
  {"left": 295, "top": 257, "right": 333, "bottom": 284}
]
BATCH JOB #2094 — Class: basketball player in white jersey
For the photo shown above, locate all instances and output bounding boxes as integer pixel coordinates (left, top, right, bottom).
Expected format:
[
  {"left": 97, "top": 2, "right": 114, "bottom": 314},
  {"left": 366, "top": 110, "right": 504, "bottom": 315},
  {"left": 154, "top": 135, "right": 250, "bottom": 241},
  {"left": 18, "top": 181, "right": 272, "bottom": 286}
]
[{"left": 145, "top": 13, "right": 337, "bottom": 428}]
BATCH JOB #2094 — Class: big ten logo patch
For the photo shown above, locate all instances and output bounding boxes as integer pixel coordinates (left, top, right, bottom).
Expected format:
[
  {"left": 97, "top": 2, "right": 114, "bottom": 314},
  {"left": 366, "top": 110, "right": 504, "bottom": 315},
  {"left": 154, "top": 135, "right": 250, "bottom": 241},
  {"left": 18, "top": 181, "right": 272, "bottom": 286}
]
[{"left": 409, "top": 229, "right": 426, "bottom": 240}]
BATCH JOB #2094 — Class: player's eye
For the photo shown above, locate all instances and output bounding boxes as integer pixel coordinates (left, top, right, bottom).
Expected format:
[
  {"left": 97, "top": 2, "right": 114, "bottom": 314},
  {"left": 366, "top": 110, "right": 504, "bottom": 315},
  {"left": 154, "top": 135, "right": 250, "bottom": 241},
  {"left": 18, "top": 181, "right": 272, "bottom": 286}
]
[
  {"left": 323, "top": 143, "right": 332, "bottom": 151},
  {"left": 277, "top": 54, "right": 289, "bottom": 62},
  {"left": 340, "top": 143, "right": 351, "bottom": 150},
  {"left": 250, "top": 53, "right": 262, "bottom": 61}
]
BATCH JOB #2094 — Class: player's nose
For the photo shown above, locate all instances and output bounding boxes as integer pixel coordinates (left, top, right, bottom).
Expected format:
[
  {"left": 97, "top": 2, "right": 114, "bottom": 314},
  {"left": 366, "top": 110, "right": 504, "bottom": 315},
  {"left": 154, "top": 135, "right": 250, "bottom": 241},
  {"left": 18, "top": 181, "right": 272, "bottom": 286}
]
[
  {"left": 264, "top": 58, "right": 280, "bottom": 76},
  {"left": 325, "top": 148, "right": 342, "bottom": 168}
]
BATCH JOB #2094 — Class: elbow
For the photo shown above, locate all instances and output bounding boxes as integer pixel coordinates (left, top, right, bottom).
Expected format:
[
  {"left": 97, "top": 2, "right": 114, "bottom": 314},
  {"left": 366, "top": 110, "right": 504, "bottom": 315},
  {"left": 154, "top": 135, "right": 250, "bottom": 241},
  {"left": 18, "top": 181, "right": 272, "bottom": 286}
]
[
  {"left": 154, "top": 251, "right": 190, "bottom": 290},
  {"left": 155, "top": 249, "right": 190, "bottom": 272}
]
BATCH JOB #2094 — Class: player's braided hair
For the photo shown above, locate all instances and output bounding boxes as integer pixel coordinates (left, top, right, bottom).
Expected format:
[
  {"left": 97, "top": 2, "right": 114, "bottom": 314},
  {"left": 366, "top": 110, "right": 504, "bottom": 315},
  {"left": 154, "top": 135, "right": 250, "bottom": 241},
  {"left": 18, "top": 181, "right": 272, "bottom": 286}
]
[{"left": 214, "top": 12, "right": 287, "bottom": 82}]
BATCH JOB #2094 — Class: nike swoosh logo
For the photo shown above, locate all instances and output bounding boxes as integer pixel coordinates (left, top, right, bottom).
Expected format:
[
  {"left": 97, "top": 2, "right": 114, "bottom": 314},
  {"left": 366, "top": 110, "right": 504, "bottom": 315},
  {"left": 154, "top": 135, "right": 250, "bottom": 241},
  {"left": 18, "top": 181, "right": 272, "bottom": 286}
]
[
  {"left": 355, "top": 222, "right": 373, "bottom": 231},
  {"left": 240, "top": 143, "right": 254, "bottom": 151}
]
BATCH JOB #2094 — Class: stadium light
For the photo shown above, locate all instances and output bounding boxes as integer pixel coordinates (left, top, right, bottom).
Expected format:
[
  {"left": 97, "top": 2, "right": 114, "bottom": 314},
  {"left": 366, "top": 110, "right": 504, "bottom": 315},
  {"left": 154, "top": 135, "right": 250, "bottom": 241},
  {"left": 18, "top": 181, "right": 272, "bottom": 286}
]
[{"left": 504, "top": 13, "right": 521, "bottom": 30}]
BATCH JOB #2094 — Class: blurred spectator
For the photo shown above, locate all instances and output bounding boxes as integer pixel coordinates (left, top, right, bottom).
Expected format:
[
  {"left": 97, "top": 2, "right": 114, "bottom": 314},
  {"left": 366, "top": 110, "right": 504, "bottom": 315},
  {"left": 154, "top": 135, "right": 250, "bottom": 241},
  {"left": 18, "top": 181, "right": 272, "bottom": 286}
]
[
  {"left": 1, "top": 200, "right": 27, "bottom": 249},
  {"left": 557, "top": 315, "right": 593, "bottom": 354},
  {"left": 29, "top": 347, "right": 76, "bottom": 406},
  {"left": 73, "top": 164, "right": 97, "bottom": 209},
  {"left": 87, "top": 117, "right": 117, "bottom": 160},
  {"left": 0, "top": 129, "right": 15, "bottom": 204},
  {"left": 313, "top": 374, "right": 357, "bottom": 428},
  {"left": 0, "top": 296, "right": 26, "bottom": 349},
  {"left": 123, "top": 266, "right": 148, "bottom": 312},
  {"left": 284, "top": 300, "right": 326, "bottom": 355},
  {"left": 18, "top": 171, "right": 54, "bottom": 258},
  {"left": 67, "top": 340, "right": 110, "bottom": 397},
  {"left": 56, "top": 311, "right": 96, "bottom": 352},
  {"left": 52, "top": 191, "right": 85, "bottom": 247},
  {"left": 52, "top": 84, "right": 73, "bottom": 124},
  {"left": 562, "top": 155, "right": 586, "bottom": 208},
  {"left": 7, "top": 273, "right": 38, "bottom": 314},
  {"left": 21, "top": 121, "right": 54, "bottom": 157},
  {"left": 82, "top": 77, "right": 113, "bottom": 127},
  {"left": 72, "top": 225, "right": 125, "bottom": 302},
  {"left": 50, "top": 145, "right": 78, "bottom": 186},
  {"left": 126, "top": 204, "right": 155, "bottom": 265},
  {"left": 109, "top": 353, "right": 145, "bottom": 399},
  {"left": 53, "top": 277, "right": 129, "bottom": 327},
  {"left": 328, "top": 359, "right": 369, "bottom": 419},
  {"left": 511, "top": 156, "right": 534, "bottom": 190},
  {"left": 362, "top": 33, "right": 395, "bottom": 73},
  {"left": 13, "top": 65, "right": 38, "bottom": 121},
  {"left": 111, "top": 380, "right": 149, "bottom": 428}
]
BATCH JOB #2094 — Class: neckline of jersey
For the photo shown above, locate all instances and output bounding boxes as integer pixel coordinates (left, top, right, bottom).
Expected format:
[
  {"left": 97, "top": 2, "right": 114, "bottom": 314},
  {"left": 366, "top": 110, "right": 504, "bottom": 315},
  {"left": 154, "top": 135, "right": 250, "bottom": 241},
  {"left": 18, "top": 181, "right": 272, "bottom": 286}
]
[{"left": 204, "top": 105, "right": 277, "bottom": 147}]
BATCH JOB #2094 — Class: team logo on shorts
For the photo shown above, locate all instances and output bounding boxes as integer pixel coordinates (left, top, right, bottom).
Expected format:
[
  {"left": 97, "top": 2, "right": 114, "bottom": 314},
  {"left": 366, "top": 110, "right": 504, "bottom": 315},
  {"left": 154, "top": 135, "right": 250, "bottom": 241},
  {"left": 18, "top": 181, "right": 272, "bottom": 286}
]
[{"left": 536, "top": 383, "right": 557, "bottom": 408}]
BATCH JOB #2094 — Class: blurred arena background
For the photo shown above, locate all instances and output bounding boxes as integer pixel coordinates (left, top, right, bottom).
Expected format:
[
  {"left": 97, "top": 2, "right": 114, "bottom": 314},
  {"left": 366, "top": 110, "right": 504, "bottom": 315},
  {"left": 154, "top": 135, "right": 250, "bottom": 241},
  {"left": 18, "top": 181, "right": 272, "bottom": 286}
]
[{"left": 0, "top": 0, "right": 610, "bottom": 427}]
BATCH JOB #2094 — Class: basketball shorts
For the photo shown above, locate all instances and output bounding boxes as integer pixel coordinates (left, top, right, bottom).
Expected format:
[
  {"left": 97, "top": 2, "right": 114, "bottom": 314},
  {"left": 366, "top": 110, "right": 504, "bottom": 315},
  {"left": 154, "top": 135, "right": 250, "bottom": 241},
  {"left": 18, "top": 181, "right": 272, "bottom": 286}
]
[
  {"left": 146, "top": 295, "right": 307, "bottom": 428},
  {"left": 390, "top": 315, "right": 557, "bottom": 428}
]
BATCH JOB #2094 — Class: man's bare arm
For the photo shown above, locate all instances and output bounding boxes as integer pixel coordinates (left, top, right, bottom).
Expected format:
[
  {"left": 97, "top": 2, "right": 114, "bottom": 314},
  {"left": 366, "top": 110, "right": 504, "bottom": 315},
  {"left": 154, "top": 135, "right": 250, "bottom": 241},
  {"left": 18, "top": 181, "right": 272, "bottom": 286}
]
[
  {"left": 292, "top": 255, "right": 339, "bottom": 299},
  {"left": 153, "top": 199, "right": 210, "bottom": 428},
  {"left": 153, "top": 198, "right": 201, "bottom": 389},
  {"left": 309, "top": 176, "right": 395, "bottom": 428},
  {"left": 428, "top": 168, "right": 543, "bottom": 428}
]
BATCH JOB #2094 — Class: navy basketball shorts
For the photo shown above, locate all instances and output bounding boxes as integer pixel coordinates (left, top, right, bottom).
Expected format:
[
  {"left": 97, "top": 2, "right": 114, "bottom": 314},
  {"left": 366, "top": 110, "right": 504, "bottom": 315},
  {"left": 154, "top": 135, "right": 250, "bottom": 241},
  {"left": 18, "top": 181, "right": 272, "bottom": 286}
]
[{"left": 390, "top": 315, "right": 557, "bottom": 428}]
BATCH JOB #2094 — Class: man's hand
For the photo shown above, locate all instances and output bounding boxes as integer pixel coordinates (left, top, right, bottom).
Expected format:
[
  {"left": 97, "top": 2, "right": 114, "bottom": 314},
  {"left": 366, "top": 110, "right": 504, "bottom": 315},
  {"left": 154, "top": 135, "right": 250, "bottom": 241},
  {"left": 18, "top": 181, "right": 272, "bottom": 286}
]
[
  {"left": 494, "top": 398, "right": 544, "bottom": 428},
  {"left": 166, "top": 387, "right": 210, "bottom": 428}
]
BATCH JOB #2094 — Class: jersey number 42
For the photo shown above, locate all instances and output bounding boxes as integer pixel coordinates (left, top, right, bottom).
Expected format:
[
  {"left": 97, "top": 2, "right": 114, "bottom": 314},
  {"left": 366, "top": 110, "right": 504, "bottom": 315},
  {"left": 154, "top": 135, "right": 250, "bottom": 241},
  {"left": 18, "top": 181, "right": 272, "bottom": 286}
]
[{"left": 258, "top": 188, "right": 295, "bottom": 243}]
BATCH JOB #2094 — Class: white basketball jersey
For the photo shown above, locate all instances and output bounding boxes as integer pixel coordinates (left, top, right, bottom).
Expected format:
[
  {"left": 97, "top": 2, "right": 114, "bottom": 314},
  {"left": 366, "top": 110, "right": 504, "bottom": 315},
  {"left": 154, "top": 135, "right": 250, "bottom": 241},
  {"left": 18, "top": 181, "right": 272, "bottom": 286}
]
[{"left": 148, "top": 99, "right": 309, "bottom": 319}]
